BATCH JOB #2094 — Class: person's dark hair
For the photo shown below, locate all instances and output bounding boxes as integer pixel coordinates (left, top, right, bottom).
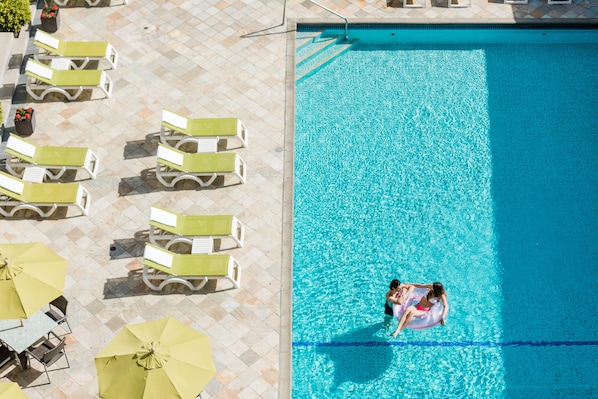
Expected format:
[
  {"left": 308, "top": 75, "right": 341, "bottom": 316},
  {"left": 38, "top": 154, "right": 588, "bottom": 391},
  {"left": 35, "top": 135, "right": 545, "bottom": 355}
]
[
  {"left": 389, "top": 279, "right": 400, "bottom": 289},
  {"left": 432, "top": 282, "right": 445, "bottom": 297}
]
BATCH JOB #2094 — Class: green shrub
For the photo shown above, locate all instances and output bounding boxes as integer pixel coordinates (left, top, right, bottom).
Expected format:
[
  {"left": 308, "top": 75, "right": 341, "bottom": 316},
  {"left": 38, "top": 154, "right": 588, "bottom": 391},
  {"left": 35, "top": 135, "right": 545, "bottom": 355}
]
[{"left": 0, "top": 0, "right": 32, "bottom": 33}]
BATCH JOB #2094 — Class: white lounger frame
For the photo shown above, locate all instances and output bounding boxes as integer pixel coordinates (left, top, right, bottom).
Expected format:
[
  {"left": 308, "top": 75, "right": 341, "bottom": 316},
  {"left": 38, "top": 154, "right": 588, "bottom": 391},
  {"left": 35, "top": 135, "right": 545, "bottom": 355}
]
[
  {"left": 142, "top": 245, "right": 242, "bottom": 291},
  {"left": 25, "top": 60, "right": 113, "bottom": 101},
  {"left": 33, "top": 30, "right": 119, "bottom": 70},
  {"left": 160, "top": 109, "right": 249, "bottom": 149},
  {"left": 5, "top": 135, "right": 100, "bottom": 180},
  {"left": 155, "top": 146, "right": 247, "bottom": 188},
  {"left": 148, "top": 206, "right": 245, "bottom": 249},
  {"left": 0, "top": 174, "right": 91, "bottom": 217}
]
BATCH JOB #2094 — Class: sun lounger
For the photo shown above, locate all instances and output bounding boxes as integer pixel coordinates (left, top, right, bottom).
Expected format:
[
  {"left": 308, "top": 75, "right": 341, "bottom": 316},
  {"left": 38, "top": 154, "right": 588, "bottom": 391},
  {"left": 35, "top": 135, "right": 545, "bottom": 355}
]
[
  {"left": 25, "top": 59, "right": 113, "bottom": 101},
  {"left": 160, "top": 109, "right": 248, "bottom": 149},
  {"left": 5, "top": 134, "right": 99, "bottom": 180},
  {"left": 0, "top": 171, "right": 90, "bottom": 217},
  {"left": 156, "top": 144, "right": 247, "bottom": 187},
  {"left": 149, "top": 205, "right": 245, "bottom": 249},
  {"left": 33, "top": 30, "right": 118, "bottom": 69},
  {"left": 142, "top": 243, "right": 241, "bottom": 291}
]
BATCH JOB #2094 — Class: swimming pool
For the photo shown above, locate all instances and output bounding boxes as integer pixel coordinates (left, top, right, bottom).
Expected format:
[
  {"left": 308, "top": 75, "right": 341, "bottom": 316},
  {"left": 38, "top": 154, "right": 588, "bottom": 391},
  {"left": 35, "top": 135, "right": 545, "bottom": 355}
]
[{"left": 292, "top": 25, "right": 598, "bottom": 398}]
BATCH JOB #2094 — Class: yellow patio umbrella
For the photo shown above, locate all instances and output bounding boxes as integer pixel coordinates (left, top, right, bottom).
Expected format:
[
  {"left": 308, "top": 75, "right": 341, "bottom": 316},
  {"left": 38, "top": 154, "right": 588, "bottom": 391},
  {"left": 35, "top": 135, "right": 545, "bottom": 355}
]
[
  {"left": 95, "top": 317, "right": 217, "bottom": 399},
  {"left": 0, "top": 382, "right": 28, "bottom": 398},
  {"left": 0, "top": 242, "right": 67, "bottom": 319}
]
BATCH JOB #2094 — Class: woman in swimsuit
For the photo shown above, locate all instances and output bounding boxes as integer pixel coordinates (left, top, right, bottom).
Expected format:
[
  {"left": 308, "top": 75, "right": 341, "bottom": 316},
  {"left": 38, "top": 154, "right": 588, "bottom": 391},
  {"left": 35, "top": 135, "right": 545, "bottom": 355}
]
[{"left": 391, "top": 282, "right": 449, "bottom": 338}]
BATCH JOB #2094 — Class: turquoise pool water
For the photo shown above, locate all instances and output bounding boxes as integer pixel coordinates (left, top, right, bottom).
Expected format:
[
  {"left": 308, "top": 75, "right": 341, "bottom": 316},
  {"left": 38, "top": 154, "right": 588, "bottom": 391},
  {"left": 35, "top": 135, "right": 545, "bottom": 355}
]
[{"left": 293, "top": 26, "right": 598, "bottom": 398}]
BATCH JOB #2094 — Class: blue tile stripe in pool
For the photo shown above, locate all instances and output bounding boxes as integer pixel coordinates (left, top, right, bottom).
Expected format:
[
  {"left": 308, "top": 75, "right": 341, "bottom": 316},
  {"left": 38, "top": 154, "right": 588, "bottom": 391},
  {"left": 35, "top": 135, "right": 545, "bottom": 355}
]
[{"left": 293, "top": 340, "right": 598, "bottom": 348}]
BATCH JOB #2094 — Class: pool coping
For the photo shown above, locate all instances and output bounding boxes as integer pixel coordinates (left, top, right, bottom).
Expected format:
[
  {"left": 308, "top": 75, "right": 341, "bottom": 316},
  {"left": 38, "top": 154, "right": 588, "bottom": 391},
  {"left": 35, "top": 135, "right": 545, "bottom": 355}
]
[{"left": 279, "top": 18, "right": 598, "bottom": 399}]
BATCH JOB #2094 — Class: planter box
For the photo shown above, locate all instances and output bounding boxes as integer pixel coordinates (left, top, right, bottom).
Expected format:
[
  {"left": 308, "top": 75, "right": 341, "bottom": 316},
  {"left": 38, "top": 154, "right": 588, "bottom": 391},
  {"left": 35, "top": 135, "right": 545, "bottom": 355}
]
[
  {"left": 14, "top": 110, "right": 35, "bottom": 137},
  {"left": 40, "top": 11, "right": 60, "bottom": 33}
]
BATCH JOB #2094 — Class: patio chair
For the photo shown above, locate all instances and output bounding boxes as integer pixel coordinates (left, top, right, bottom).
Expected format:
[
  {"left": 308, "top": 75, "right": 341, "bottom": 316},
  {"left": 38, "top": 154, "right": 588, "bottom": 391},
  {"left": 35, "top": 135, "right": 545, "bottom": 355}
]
[
  {"left": 0, "top": 344, "right": 16, "bottom": 371},
  {"left": 5, "top": 134, "right": 100, "bottom": 180},
  {"left": 149, "top": 205, "right": 245, "bottom": 249},
  {"left": 142, "top": 243, "right": 242, "bottom": 291},
  {"left": 160, "top": 109, "right": 249, "bottom": 149},
  {"left": 25, "top": 331, "right": 70, "bottom": 385},
  {"left": 156, "top": 144, "right": 247, "bottom": 188},
  {"left": 0, "top": 171, "right": 91, "bottom": 217},
  {"left": 25, "top": 59, "right": 113, "bottom": 101},
  {"left": 33, "top": 30, "right": 119, "bottom": 69},
  {"left": 45, "top": 296, "right": 72, "bottom": 335}
]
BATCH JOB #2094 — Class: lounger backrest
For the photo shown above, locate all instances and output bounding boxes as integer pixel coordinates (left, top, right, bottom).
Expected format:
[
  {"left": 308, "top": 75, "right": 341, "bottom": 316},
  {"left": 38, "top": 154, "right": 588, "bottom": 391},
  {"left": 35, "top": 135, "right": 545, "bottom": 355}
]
[
  {"left": 0, "top": 173, "right": 25, "bottom": 195},
  {"left": 26, "top": 60, "right": 54, "bottom": 80},
  {"left": 7, "top": 135, "right": 37, "bottom": 158},
  {"left": 157, "top": 145, "right": 184, "bottom": 166},
  {"left": 162, "top": 109, "right": 188, "bottom": 130},
  {"left": 150, "top": 206, "right": 178, "bottom": 227},
  {"left": 35, "top": 30, "right": 60, "bottom": 49},
  {"left": 144, "top": 245, "right": 173, "bottom": 268}
]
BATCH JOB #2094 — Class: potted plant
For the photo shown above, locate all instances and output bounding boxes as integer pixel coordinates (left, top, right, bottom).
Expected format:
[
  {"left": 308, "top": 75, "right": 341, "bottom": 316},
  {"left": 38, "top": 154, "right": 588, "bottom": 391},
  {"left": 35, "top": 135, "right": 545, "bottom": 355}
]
[
  {"left": 40, "top": 1, "right": 59, "bottom": 33},
  {"left": 14, "top": 107, "right": 36, "bottom": 137},
  {"left": 0, "top": 0, "right": 32, "bottom": 38}
]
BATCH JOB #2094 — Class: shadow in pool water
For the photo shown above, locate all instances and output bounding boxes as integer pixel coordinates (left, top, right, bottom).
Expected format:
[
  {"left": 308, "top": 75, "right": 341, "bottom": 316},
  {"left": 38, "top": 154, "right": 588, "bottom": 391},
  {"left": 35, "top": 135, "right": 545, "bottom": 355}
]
[{"left": 316, "top": 322, "right": 392, "bottom": 389}]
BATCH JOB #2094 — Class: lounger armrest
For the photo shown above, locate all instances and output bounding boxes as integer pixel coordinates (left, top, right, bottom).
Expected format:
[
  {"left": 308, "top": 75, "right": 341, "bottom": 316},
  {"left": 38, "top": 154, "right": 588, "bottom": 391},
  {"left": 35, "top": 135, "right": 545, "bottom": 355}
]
[{"left": 76, "top": 186, "right": 91, "bottom": 216}]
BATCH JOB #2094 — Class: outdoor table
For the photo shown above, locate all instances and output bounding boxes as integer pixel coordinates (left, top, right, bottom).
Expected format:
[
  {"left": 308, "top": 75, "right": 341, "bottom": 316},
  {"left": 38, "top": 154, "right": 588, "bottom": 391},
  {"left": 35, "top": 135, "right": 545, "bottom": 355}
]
[{"left": 0, "top": 310, "right": 58, "bottom": 369}]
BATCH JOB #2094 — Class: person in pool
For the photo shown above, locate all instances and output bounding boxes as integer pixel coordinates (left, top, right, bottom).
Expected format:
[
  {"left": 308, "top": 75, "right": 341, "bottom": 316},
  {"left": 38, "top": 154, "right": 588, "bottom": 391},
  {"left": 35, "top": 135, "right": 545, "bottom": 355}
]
[
  {"left": 384, "top": 279, "right": 415, "bottom": 316},
  {"left": 391, "top": 282, "right": 449, "bottom": 338}
]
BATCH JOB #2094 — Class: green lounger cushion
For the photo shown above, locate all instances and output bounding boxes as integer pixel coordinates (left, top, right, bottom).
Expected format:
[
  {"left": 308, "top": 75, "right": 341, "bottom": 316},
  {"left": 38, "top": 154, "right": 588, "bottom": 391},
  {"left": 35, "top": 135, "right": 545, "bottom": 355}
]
[
  {"left": 144, "top": 252, "right": 231, "bottom": 277},
  {"left": 23, "top": 182, "right": 80, "bottom": 203},
  {"left": 37, "top": 69, "right": 103, "bottom": 86},
  {"left": 161, "top": 109, "right": 238, "bottom": 137},
  {"left": 0, "top": 171, "right": 79, "bottom": 204},
  {"left": 33, "top": 147, "right": 88, "bottom": 167},
  {"left": 38, "top": 40, "right": 109, "bottom": 58},
  {"left": 152, "top": 214, "right": 234, "bottom": 236},
  {"left": 157, "top": 146, "right": 237, "bottom": 173},
  {"left": 185, "top": 118, "right": 238, "bottom": 137}
]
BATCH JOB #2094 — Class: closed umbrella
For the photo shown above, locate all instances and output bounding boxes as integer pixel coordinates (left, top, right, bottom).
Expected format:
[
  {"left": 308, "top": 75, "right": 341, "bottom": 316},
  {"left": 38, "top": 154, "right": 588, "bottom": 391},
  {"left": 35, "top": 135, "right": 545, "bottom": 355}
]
[
  {"left": 95, "top": 317, "right": 216, "bottom": 399},
  {"left": 0, "top": 242, "right": 67, "bottom": 319},
  {"left": 0, "top": 382, "right": 28, "bottom": 399}
]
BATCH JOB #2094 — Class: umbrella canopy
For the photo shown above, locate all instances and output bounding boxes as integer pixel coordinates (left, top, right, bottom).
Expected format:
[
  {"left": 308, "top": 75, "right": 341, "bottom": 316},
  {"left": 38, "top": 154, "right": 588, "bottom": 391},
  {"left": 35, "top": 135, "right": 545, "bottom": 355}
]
[
  {"left": 0, "top": 242, "right": 67, "bottom": 319},
  {"left": 0, "top": 382, "right": 28, "bottom": 399},
  {"left": 95, "top": 317, "right": 216, "bottom": 399}
]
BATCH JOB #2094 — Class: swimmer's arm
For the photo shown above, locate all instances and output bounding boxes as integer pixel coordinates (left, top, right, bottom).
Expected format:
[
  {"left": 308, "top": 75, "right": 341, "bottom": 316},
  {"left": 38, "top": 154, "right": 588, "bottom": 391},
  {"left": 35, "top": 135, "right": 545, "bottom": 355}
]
[
  {"left": 440, "top": 294, "right": 449, "bottom": 325},
  {"left": 406, "top": 283, "right": 433, "bottom": 289},
  {"left": 386, "top": 292, "right": 402, "bottom": 304}
]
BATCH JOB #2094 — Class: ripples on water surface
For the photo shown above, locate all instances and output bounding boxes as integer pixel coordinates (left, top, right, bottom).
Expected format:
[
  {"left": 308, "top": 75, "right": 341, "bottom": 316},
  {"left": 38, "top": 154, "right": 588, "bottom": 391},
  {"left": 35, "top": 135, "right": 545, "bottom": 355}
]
[{"left": 293, "top": 29, "right": 598, "bottom": 398}]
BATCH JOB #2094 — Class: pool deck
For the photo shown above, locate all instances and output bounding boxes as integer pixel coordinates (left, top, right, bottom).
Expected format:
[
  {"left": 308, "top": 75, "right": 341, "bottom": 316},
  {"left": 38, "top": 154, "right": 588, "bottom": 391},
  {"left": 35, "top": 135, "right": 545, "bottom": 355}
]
[{"left": 0, "top": 0, "right": 597, "bottom": 398}]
